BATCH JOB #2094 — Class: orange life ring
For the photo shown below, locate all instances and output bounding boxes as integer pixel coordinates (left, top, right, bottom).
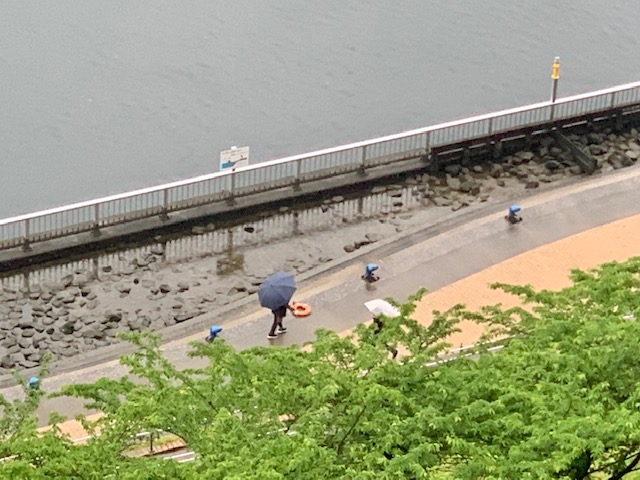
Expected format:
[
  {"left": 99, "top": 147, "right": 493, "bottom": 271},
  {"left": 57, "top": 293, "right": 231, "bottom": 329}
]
[{"left": 291, "top": 302, "right": 311, "bottom": 317}]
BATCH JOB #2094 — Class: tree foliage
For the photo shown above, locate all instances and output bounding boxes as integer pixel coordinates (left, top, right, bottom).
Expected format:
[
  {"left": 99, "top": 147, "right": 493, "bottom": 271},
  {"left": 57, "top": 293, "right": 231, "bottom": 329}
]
[{"left": 3, "top": 259, "right": 640, "bottom": 478}]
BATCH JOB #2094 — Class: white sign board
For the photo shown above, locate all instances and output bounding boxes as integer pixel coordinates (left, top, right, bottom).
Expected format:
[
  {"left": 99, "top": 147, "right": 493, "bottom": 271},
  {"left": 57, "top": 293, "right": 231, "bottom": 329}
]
[{"left": 219, "top": 146, "right": 250, "bottom": 171}]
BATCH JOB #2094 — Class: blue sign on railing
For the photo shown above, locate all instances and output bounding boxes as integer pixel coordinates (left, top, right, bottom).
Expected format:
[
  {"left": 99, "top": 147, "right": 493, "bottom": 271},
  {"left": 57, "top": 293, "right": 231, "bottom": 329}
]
[{"left": 219, "top": 146, "right": 250, "bottom": 171}]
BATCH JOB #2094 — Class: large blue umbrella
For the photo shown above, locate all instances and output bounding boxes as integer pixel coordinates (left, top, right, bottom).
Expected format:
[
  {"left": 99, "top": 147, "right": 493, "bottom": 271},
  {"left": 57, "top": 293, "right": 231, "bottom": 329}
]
[{"left": 258, "top": 271, "right": 297, "bottom": 311}]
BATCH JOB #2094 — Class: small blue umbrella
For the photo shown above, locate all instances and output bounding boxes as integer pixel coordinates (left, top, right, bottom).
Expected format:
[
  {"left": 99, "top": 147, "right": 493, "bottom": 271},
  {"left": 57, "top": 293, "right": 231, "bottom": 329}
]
[
  {"left": 258, "top": 271, "right": 297, "bottom": 311},
  {"left": 509, "top": 205, "right": 521, "bottom": 214}
]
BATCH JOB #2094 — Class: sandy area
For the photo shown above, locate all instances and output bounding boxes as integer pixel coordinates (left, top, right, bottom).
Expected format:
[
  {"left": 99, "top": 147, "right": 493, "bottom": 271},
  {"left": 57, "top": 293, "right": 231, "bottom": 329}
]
[{"left": 406, "top": 214, "right": 640, "bottom": 348}]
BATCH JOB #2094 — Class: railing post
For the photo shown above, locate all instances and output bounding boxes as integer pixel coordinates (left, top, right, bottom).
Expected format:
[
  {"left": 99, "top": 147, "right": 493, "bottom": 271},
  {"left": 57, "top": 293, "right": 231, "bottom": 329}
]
[
  {"left": 91, "top": 204, "right": 101, "bottom": 237},
  {"left": 358, "top": 145, "right": 367, "bottom": 176},
  {"left": 226, "top": 170, "right": 237, "bottom": 206},
  {"left": 293, "top": 159, "right": 302, "bottom": 192},
  {"left": 21, "top": 219, "right": 31, "bottom": 252},
  {"left": 159, "top": 189, "right": 170, "bottom": 220},
  {"left": 487, "top": 118, "right": 493, "bottom": 137},
  {"left": 423, "top": 131, "right": 431, "bottom": 161},
  {"left": 610, "top": 92, "right": 617, "bottom": 109}
]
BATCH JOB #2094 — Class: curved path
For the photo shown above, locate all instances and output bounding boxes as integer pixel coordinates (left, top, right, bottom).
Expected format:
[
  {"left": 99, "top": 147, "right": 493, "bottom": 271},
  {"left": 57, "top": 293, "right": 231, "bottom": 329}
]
[{"left": 8, "top": 165, "right": 640, "bottom": 426}]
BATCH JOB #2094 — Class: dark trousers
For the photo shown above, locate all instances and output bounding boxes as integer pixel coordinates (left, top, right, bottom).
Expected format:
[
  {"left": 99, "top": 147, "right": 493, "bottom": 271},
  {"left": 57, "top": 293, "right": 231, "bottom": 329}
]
[{"left": 268, "top": 314, "right": 284, "bottom": 336}]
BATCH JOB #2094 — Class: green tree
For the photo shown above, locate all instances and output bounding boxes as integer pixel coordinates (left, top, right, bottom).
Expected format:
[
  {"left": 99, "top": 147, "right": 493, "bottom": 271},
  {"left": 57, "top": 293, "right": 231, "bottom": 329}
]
[
  {"left": 6, "top": 258, "right": 640, "bottom": 478},
  {"left": 430, "top": 257, "right": 640, "bottom": 479}
]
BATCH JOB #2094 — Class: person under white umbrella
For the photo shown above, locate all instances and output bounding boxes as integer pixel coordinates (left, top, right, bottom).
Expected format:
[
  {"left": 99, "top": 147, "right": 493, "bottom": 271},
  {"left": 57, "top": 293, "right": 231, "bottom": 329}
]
[{"left": 364, "top": 299, "right": 400, "bottom": 334}]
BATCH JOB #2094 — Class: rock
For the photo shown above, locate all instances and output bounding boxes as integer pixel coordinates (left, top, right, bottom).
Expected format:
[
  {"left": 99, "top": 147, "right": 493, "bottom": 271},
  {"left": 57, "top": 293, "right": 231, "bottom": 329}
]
[
  {"left": 472, "top": 165, "right": 484, "bottom": 173},
  {"left": 21, "top": 328, "right": 35, "bottom": 338},
  {"left": 86, "top": 300, "right": 98, "bottom": 310},
  {"left": 544, "top": 160, "right": 562, "bottom": 171},
  {"left": 459, "top": 181, "right": 478, "bottom": 194},
  {"left": 150, "top": 245, "right": 165, "bottom": 256},
  {"left": 320, "top": 204, "right": 330, "bottom": 213},
  {"left": 371, "top": 186, "right": 387, "bottom": 194},
  {"left": 104, "top": 312, "right": 122, "bottom": 323},
  {"left": 525, "top": 181, "right": 540, "bottom": 189},
  {"left": 72, "top": 272, "right": 90, "bottom": 286},
  {"left": 444, "top": 164, "right": 463, "bottom": 176},
  {"left": 432, "top": 197, "right": 452, "bottom": 207},
  {"left": 128, "top": 320, "right": 142, "bottom": 331},
  {"left": 60, "top": 322, "right": 75, "bottom": 335},
  {"left": 42, "top": 317, "right": 56, "bottom": 326},
  {"left": 116, "top": 284, "right": 131, "bottom": 294},
  {"left": 82, "top": 329, "right": 105, "bottom": 340},
  {"left": 134, "top": 257, "right": 150, "bottom": 267},
  {"left": 27, "top": 352, "right": 42, "bottom": 363},
  {"left": 121, "top": 265, "right": 135, "bottom": 275},
  {"left": 177, "top": 282, "right": 190, "bottom": 292},
  {"left": 174, "top": 313, "right": 197, "bottom": 323},
  {"left": 589, "top": 144, "right": 607, "bottom": 155},
  {"left": 364, "top": 232, "right": 384, "bottom": 243},
  {"left": 446, "top": 175, "right": 461, "bottom": 190},
  {"left": 331, "top": 195, "right": 344, "bottom": 203},
  {"left": 159, "top": 284, "right": 172, "bottom": 294},
  {"left": 102, "top": 265, "right": 113, "bottom": 273},
  {"left": 344, "top": 244, "right": 356, "bottom": 253},
  {"left": 625, "top": 150, "right": 640, "bottom": 160},
  {"left": 232, "top": 282, "right": 247, "bottom": 293},
  {"left": 18, "top": 320, "right": 34, "bottom": 329},
  {"left": 58, "top": 292, "right": 76, "bottom": 304},
  {"left": 0, "top": 355, "right": 14, "bottom": 369}
]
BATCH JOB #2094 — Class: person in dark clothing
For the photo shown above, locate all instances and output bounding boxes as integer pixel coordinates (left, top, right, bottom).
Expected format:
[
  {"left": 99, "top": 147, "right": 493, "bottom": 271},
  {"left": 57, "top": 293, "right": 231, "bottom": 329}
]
[
  {"left": 372, "top": 315, "right": 398, "bottom": 359},
  {"left": 268, "top": 304, "right": 294, "bottom": 339}
]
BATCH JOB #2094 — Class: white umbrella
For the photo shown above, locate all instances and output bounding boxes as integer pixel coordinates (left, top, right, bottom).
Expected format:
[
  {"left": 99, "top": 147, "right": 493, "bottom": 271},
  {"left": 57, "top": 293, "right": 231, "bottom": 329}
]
[{"left": 364, "top": 299, "right": 400, "bottom": 318}]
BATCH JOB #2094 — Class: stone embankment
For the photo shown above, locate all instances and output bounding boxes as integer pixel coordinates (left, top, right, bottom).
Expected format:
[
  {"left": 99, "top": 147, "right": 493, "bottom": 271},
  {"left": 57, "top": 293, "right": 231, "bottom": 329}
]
[{"left": 0, "top": 125, "right": 639, "bottom": 371}]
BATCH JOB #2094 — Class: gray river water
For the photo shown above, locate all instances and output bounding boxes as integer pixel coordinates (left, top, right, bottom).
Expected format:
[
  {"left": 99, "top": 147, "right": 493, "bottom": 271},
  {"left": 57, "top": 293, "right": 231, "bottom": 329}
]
[{"left": 1, "top": 1, "right": 638, "bottom": 218}]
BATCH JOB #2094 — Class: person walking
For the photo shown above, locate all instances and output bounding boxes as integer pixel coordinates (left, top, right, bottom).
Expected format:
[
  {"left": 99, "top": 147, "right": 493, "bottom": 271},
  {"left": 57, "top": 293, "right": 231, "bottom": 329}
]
[
  {"left": 267, "top": 304, "right": 294, "bottom": 339},
  {"left": 205, "top": 326, "right": 222, "bottom": 343},
  {"left": 371, "top": 315, "right": 398, "bottom": 359},
  {"left": 362, "top": 263, "right": 379, "bottom": 282}
]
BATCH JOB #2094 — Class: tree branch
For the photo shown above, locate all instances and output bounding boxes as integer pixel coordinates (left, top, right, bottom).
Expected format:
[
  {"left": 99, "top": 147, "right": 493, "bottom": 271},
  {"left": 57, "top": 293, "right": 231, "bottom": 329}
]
[
  {"left": 336, "top": 405, "right": 368, "bottom": 456},
  {"left": 609, "top": 449, "right": 640, "bottom": 480}
]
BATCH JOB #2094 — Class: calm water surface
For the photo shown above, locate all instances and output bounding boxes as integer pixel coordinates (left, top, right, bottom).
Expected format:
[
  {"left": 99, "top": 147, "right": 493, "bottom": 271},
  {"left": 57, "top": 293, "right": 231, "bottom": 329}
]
[{"left": 1, "top": 1, "right": 638, "bottom": 217}]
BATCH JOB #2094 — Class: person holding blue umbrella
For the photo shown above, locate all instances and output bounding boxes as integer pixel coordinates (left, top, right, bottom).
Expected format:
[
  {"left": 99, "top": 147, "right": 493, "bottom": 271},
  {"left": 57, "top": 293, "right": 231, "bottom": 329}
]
[{"left": 258, "top": 271, "right": 297, "bottom": 339}]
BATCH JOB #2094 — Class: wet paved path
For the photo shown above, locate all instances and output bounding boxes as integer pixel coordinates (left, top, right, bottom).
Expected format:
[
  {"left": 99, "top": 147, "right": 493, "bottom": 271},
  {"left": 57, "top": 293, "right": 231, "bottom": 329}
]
[{"left": 7, "top": 165, "right": 640, "bottom": 426}]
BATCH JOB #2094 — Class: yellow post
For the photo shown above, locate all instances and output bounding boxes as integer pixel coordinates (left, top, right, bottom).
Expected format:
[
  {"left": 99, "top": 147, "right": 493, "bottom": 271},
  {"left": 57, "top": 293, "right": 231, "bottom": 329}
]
[
  {"left": 551, "top": 56, "right": 560, "bottom": 80},
  {"left": 551, "top": 56, "right": 560, "bottom": 102}
]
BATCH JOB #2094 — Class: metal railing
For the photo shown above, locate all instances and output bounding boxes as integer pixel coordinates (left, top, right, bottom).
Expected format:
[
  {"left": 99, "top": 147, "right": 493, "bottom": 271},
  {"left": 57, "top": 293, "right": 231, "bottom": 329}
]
[{"left": 2, "top": 80, "right": 640, "bottom": 251}]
